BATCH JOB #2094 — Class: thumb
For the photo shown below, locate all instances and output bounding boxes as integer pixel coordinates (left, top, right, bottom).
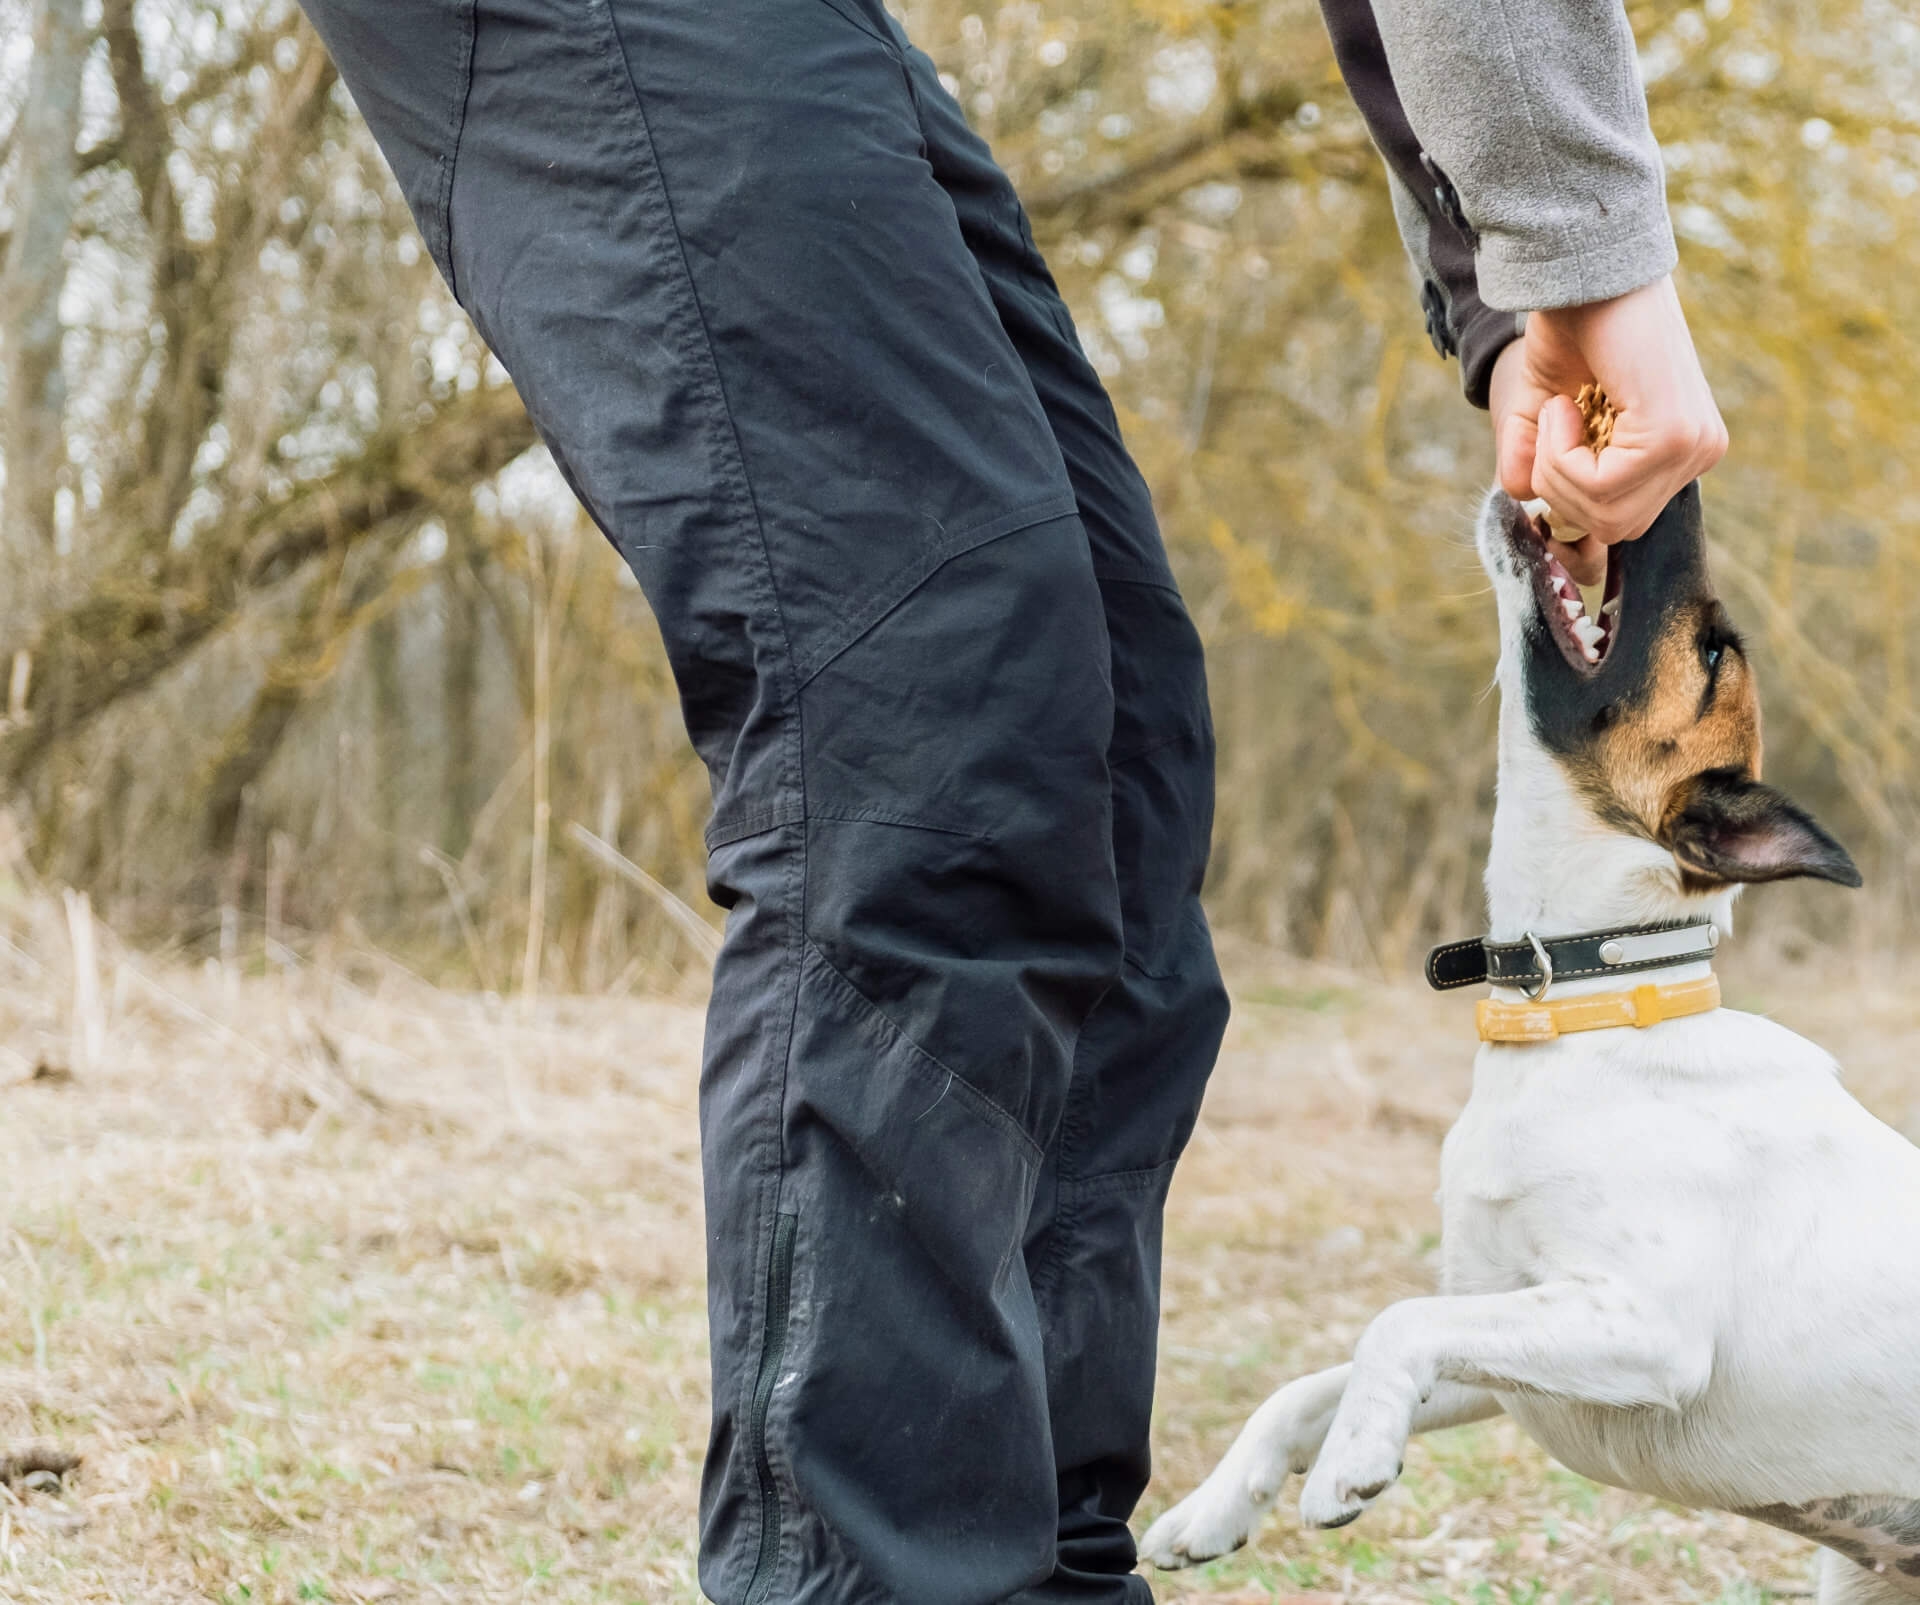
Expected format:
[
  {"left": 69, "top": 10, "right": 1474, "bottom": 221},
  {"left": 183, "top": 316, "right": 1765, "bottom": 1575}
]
[{"left": 1534, "top": 393, "right": 1589, "bottom": 474}]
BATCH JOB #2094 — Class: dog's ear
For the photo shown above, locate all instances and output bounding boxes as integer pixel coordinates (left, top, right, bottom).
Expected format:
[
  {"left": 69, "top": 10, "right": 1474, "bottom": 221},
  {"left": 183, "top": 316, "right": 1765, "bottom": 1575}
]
[{"left": 1664, "top": 769, "right": 1861, "bottom": 888}]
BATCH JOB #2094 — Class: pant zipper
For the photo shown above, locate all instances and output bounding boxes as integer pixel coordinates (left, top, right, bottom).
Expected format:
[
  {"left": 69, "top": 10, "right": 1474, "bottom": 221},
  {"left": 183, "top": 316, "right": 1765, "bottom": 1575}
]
[{"left": 743, "top": 1212, "right": 798, "bottom": 1605}]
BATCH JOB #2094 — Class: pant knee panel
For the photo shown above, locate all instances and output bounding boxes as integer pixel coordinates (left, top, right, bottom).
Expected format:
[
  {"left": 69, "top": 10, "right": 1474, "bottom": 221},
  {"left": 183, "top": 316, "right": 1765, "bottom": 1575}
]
[{"left": 748, "top": 941, "right": 1062, "bottom": 1604}]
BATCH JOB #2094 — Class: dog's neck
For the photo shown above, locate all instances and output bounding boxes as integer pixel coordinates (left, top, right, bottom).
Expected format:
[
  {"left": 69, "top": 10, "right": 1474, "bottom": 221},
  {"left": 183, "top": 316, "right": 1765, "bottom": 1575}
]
[{"left": 1483, "top": 690, "right": 1738, "bottom": 956}]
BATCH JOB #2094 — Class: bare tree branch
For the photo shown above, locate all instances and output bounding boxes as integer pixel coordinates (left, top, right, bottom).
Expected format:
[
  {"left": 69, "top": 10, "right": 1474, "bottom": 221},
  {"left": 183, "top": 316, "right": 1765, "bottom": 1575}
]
[
  {"left": 102, "top": 0, "right": 199, "bottom": 540},
  {"left": 1023, "top": 84, "right": 1323, "bottom": 234},
  {"left": 164, "top": 20, "right": 304, "bottom": 116},
  {"left": 100, "top": 0, "right": 177, "bottom": 255},
  {"left": 0, "top": 383, "right": 539, "bottom": 786},
  {"left": 1, "top": 0, "right": 89, "bottom": 621},
  {"left": 199, "top": 543, "right": 359, "bottom": 857},
  {"left": 74, "top": 137, "right": 122, "bottom": 174},
  {"left": 152, "top": 37, "right": 342, "bottom": 543}
]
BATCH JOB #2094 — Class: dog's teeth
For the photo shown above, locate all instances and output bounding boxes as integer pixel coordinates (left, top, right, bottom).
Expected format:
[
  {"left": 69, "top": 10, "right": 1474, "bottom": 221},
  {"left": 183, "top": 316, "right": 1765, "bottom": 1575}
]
[
  {"left": 1573, "top": 616, "right": 1604, "bottom": 649},
  {"left": 1562, "top": 598, "right": 1584, "bottom": 619},
  {"left": 1581, "top": 643, "right": 1600, "bottom": 662},
  {"left": 1521, "top": 498, "right": 1551, "bottom": 518},
  {"left": 1601, "top": 597, "right": 1621, "bottom": 617}
]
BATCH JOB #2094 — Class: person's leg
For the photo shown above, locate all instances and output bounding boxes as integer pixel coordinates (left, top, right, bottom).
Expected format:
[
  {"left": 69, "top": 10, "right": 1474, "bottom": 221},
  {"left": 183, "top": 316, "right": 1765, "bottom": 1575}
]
[
  {"left": 885, "top": 23, "right": 1234, "bottom": 1599},
  {"left": 298, "top": 0, "right": 1136, "bottom": 1598}
]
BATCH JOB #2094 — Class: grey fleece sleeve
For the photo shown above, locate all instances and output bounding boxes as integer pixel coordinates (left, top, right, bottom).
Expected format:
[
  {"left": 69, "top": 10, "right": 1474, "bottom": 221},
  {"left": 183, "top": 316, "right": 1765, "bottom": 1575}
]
[{"left": 1365, "top": 0, "right": 1676, "bottom": 311}]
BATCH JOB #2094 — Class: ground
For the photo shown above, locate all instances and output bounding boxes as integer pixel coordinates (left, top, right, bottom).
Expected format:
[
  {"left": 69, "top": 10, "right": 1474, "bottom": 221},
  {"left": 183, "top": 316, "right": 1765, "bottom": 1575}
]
[{"left": 2, "top": 893, "right": 1913, "bottom": 1604}]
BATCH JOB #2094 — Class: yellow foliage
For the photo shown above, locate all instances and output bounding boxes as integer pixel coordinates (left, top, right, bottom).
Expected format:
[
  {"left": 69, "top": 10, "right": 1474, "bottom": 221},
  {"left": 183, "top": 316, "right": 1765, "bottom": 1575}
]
[{"left": 1205, "top": 517, "right": 1302, "bottom": 638}]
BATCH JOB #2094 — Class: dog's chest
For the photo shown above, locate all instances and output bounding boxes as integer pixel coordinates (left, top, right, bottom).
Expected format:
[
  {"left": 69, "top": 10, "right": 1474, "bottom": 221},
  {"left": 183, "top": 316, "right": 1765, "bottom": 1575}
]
[
  {"left": 1436, "top": 1102, "right": 1663, "bottom": 1293},
  {"left": 1741, "top": 1498, "right": 1920, "bottom": 1593}
]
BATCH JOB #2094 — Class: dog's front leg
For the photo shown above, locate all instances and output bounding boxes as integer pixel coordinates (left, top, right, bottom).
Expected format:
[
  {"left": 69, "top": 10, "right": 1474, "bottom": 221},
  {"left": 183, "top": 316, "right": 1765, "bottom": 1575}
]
[
  {"left": 1299, "top": 1281, "right": 1709, "bottom": 1529},
  {"left": 1141, "top": 1365, "right": 1501, "bottom": 1568}
]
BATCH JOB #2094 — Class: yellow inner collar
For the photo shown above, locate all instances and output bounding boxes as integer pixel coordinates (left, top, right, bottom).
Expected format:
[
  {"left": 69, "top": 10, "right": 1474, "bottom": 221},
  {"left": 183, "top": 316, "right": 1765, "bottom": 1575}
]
[{"left": 1477, "top": 975, "right": 1721, "bottom": 1044}]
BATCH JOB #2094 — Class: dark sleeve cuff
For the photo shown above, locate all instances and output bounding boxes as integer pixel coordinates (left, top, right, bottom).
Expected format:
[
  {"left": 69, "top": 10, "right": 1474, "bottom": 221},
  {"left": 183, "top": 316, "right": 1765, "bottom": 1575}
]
[{"left": 1458, "top": 301, "right": 1522, "bottom": 411}]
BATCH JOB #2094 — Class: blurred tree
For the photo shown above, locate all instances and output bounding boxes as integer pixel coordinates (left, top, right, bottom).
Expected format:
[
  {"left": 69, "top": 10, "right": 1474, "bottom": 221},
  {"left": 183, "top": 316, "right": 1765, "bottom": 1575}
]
[
  {"left": 0, "top": 0, "right": 1914, "bottom": 979},
  {"left": 1, "top": 0, "right": 86, "bottom": 616}
]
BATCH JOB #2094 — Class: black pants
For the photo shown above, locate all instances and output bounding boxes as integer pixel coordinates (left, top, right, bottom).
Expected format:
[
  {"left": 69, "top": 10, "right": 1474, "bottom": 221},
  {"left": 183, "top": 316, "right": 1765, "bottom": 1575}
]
[{"left": 299, "top": 1, "right": 1229, "bottom": 1597}]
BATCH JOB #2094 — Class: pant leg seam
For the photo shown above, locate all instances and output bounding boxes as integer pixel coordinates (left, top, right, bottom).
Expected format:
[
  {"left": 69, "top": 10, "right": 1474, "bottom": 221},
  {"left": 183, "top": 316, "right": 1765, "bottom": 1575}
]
[
  {"left": 1109, "top": 723, "right": 1203, "bottom": 770},
  {"left": 806, "top": 808, "right": 991, "bottom": 842},
  {"left": 1059, "top": 1158, "right": 1176, "bottom": 1199},
  {"left": 1091, "top": 562, "right": 1180, "bottom": 590},
  {"left": 792, "top": 496, "right": 1078, "bottom": 689},
  {"left": 593, "top": 0, "right": 805, "bottom": 769},
  {"left": 804, "top": 939, "right": 1047, "bottom": 1169},
  {"left": 810, "top": 0, "right": 902, "bottom": 55},
  {"left": 706, "top": 801, "right": 809, "bottom": 853},
  {"left": 755, "top": 837, "right": 808, "bottom": 1605},
  {"left": 431, "top": 0, "right": 477, "bottom": 299},
  {"left": 586, "top": 12, "right": 809, "bottom": 1597}
]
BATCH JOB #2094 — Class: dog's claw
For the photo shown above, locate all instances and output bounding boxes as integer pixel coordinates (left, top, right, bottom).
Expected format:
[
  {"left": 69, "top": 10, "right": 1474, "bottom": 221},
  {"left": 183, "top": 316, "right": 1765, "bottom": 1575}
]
[
  {"left": 1299, "top": 1430, "right": 1405, "bottom": 1529},
  {"left": 1140, "top": 1470, "right": 1265, "bottom": 1569}
]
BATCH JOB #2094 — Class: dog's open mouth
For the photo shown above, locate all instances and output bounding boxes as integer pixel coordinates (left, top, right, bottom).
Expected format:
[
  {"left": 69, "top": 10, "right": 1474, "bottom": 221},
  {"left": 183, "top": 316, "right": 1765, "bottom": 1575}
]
[{"left": 1512, "top": 498, "right": 1622, "bottom": 671}]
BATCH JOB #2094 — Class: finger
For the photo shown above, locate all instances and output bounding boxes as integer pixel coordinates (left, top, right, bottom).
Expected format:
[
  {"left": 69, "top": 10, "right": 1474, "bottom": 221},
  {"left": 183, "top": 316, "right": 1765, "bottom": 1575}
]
[
  {"left": 1529, "top": 397, "right": 1614, "bottom": 536},
  {"left": 1534, "top": 468, "right": 1659, "bottom": 547},
  {"left": 1498, "top": 412, "right": 1538, "bottom": 502},
  {"left": 1695, "top": 410, "right": 1731, "bottom": 477},
  {"left": 1532, "top": 398, "right": 1679, "bottom": 544},
  {"left": 1549, "top": 533, "right": 1606, "bottom": 588}
]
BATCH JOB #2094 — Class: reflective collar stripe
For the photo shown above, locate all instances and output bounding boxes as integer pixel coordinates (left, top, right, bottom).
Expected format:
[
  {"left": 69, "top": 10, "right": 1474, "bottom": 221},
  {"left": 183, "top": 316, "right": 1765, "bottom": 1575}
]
[
  {"left": 1597, "top": 923, "right": 1719, "bottom": 967},
  {"left": 1477, "top": 975, "right": 1722, "bottom": 1043}
]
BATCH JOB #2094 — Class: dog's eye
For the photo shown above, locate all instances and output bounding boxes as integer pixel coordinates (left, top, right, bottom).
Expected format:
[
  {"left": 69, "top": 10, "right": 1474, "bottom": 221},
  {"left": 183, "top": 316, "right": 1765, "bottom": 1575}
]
[{"left": 1702, "top": 642, "right": 1723, "bottom": 673}]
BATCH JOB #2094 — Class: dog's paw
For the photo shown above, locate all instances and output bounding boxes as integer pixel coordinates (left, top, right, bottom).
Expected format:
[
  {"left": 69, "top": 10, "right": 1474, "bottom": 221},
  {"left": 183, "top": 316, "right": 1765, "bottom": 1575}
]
[
  {"left": 1139, "top": 1465, "right": 1274, "bottom": 1570},
  {"left": 1297, "top": 1421, "right": 1403, "bottom": 1531}
]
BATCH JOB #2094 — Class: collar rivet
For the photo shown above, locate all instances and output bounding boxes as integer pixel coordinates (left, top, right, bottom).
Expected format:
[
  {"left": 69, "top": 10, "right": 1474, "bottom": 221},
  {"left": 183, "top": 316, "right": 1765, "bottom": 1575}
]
[{"left": 1598, "top": 939, "right": 1626, "bottom": 965}]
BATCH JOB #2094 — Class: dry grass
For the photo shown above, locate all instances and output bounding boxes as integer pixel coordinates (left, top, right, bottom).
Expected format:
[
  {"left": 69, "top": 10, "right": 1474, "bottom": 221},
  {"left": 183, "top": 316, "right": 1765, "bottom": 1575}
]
[{"left": 1, "top": 889, "right": 1913, "bottom": 1604}]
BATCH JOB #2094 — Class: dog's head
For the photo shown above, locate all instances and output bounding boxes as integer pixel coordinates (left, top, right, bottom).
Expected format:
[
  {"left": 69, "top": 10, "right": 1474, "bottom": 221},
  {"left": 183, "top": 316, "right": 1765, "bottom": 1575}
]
[{"left": 1474, "top": 485, "right": 1858, "bottom": 937}]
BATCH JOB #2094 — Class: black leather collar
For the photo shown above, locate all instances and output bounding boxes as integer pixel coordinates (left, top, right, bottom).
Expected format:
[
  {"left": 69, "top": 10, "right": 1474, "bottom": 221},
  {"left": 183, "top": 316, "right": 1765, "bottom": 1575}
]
[{"left": 1426, "top": 919, "right": 1721, "bottom": 994}]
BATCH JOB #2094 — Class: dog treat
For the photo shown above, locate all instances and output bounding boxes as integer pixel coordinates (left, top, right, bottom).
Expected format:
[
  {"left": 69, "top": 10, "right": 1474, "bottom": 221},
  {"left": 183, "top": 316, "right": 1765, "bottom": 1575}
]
[
  {"left": 1575, "top": 381, "right": 1617, "bottom": 453},
  {"left": 1522, "top": 385, "right": 1621, "bottom": 547}
]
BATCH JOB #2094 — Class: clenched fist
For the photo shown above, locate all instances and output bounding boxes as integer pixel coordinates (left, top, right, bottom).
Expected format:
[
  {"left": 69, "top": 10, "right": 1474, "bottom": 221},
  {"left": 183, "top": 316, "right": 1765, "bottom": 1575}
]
[{"left": 1490, "top": 275, "right": 1728, "bottom": 586}]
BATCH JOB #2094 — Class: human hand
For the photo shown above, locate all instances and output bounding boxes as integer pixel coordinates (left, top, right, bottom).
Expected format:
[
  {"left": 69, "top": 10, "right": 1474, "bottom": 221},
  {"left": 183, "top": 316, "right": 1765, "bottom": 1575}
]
[{"left": 1489, "top": 275, "right": 1728, "bottom": 586}]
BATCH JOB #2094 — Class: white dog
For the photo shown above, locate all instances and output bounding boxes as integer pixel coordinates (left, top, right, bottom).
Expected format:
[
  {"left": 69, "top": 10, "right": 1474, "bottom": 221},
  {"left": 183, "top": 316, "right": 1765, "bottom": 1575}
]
[{"left": 1141, "top": 486, "right": 1920, "bottom": 1601}]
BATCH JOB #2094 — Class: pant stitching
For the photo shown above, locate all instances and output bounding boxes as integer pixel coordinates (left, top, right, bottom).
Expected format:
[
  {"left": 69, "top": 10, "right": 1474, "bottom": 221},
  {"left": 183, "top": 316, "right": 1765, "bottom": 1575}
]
[
  {"left": 805, "top": 808, "right": 992, "bottom": 842},
  {"left": 593, "top": 0, "right": 802, "bottom": 750},
  {"left": 706, "top": 800, "right": 807, "bottom": 853},
  {"left": 1091, "top": 562, "right": 1181, "bottom": 590},
  {"left": 432, "top": 0, "right": 477, "bottom": 297}
]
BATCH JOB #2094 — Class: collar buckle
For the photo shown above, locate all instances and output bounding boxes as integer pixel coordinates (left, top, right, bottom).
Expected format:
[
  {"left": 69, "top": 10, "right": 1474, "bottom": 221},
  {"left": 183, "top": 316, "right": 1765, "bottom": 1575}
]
[{"left": 1522, "top": 932, "right": 1553, "bottom": 1001}]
